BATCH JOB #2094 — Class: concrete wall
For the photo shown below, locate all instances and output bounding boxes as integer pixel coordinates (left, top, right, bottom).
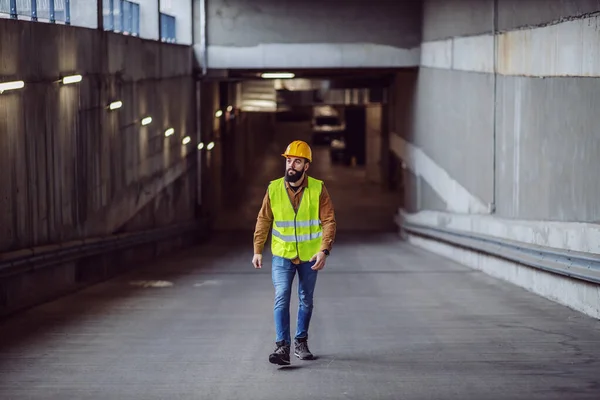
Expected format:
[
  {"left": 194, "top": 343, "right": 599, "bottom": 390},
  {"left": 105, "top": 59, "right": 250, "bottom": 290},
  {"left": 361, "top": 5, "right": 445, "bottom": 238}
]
[
  {"left": 396, "top": 0, "right": 600, "bottom": 319},
  {"left": 197, "top": 0, "right": 423, "bottom": 69},
  {"left": 404, "top": 0, "right": 600, "bottom": 222},
  {"left": 423, "top": 0, "right": 600, "bottom": 40},
  {"left": 0, "top": 18, "right": 208, "bottom": 317},
  {"left": 0, "top": 19, "right": 197, "bottom": 251}
]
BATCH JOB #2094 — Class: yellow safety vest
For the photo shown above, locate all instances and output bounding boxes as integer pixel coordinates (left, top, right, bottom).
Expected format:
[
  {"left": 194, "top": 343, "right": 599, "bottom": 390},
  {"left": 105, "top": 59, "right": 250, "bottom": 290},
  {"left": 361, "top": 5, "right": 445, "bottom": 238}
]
[{"left": 268, "top": 176, "right": 323, "bottom": 261}]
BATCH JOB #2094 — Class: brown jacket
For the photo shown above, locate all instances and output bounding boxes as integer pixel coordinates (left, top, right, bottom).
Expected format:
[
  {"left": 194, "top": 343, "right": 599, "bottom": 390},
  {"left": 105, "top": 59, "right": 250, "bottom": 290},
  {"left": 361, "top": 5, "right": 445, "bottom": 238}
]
[{"left": 253, "top": 176, "right": 336, "bottom": 264}]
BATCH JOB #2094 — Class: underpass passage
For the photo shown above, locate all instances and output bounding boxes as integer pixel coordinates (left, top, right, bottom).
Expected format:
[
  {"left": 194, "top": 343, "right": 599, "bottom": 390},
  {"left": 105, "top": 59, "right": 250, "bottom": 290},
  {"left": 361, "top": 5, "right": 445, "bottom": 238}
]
[
  {"left": 216, "top": 120, "right": 400, "bottom": 232},
  {"left": 0, "top": 233, "right": 599, "bottom": 399}
]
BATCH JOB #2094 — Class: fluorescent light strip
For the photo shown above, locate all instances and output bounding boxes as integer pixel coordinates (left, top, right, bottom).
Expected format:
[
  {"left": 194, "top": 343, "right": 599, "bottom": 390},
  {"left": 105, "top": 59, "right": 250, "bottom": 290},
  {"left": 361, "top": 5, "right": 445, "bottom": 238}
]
[
  {"left": 0, "top": 80, "right": 25, "bottom": 93},
  {"left": 62, "top": 75, "right": 83, "bottom": 84},
  {"left": 261, "top": 72, "right": 295, "bottom": 79}
]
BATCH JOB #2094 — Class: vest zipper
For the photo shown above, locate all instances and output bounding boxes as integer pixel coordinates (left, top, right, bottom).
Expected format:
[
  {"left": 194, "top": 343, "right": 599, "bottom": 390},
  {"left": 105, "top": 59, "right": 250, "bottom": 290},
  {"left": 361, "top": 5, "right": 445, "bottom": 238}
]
[{"left": 287, "top": 184, "right": 305, "bottom": 260}]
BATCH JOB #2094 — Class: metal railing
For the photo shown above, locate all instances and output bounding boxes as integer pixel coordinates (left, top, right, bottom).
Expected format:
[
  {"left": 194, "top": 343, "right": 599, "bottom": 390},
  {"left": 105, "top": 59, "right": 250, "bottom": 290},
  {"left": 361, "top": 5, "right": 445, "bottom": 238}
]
[
  {"left": 400, "top": 220, "right": 600, "bottom": 285},
  {"left": 104, "top": 0, "right": 140, "bottom": 36},
  {"left": 160, "top": 12, "right": 176, "bottom": 43},
  {"left": 0, "top": 0, "right": 70, "bottom": 23},
  {"left": 0, "top": 219, "right": 208, "bottom": 278}
]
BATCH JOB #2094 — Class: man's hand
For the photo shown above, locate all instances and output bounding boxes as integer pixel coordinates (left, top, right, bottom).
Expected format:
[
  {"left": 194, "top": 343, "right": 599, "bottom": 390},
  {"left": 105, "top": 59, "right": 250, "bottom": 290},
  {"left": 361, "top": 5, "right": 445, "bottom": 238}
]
[
  {"left": 252, "top": 254, "right": 263, "bottom": 269},
  {"left": 310, "top": 251, "right": 327, "bottom": 271}
]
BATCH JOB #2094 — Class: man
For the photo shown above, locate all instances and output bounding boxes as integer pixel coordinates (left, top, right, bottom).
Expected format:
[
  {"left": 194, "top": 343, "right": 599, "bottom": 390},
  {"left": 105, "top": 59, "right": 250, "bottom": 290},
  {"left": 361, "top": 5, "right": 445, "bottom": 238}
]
[{"left": 252, "top": 140, "right": 336, "bottom": 366}]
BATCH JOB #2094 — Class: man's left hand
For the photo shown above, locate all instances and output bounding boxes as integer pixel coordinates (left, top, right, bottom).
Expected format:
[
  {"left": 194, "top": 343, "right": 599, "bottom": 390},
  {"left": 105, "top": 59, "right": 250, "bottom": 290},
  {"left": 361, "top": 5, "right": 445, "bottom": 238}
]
[{"left": 310, "top": 251, "right": 327, "bottom": 271}]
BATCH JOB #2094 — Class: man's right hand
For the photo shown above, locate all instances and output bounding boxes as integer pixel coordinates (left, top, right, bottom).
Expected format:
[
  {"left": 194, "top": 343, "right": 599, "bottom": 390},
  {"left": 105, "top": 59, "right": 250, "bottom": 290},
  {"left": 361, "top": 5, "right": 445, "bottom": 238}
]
[{"left": 252, "top": 254, "right": 263, "bottom": 269}]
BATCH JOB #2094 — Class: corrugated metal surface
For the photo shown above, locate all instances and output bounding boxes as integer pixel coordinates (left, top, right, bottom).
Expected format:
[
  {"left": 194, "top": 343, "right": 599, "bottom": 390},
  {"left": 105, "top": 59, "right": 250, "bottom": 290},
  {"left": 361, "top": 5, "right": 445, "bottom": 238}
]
[{"left": 0, "top": 20, "right": 196, "bottom": 253}]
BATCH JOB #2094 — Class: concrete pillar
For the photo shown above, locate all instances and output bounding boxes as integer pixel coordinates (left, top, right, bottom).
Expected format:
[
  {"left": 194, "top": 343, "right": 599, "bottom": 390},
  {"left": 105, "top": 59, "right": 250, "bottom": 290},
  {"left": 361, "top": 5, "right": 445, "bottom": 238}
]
[
  {"left": 380, "top": 100, "right": 391, "bottom": 190},
  {"left": 365, "top": 104, "right": 383, "bottom": 184},
  {"left": 137, "top": 0, "right": 160, "bottom": 40},
  {"left": 70, "top": 0, "right": 98, "bottom": 28}
]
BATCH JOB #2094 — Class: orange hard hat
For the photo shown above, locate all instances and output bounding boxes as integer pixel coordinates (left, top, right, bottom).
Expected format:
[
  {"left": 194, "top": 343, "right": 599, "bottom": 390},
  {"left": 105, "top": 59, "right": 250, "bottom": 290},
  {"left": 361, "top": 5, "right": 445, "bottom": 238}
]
[{"left": 281, "top": 140, "right": 312, "bottom": 163}]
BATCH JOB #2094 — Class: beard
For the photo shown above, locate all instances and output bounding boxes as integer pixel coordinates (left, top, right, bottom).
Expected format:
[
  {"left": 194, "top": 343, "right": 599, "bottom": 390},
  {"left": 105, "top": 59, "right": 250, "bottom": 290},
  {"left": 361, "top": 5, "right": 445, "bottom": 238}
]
[{"left": 284, "top": 168, "right": 304, "bottom": 183}]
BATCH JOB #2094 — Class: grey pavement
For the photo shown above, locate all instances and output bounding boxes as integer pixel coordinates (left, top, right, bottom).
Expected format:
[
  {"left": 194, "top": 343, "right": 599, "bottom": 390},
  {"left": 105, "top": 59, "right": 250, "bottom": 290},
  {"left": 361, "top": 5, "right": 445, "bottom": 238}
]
[
  {"left": 1, "top": 126, "right": 599, "bottom": 399},
  {"left": 0, "top": 232, "right": 599, "bottom": 399}
]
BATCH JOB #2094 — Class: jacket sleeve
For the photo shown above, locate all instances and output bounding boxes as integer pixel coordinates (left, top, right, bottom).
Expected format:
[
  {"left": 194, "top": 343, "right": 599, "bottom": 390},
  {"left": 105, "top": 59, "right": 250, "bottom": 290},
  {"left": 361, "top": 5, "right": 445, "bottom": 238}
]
[
  {"left": 253, "top": 189, "right": 274, "bottom": 254},
  {"left": 319, "top": 184, "right": 336, "bottom": 252}
]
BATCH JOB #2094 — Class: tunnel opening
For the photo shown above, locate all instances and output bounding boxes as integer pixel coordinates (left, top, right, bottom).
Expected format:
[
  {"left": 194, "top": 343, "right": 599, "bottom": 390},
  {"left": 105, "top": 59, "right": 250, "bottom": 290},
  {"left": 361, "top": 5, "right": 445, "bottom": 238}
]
[{"left": 205, "top": 67, "right": 415, "bottom": 234}]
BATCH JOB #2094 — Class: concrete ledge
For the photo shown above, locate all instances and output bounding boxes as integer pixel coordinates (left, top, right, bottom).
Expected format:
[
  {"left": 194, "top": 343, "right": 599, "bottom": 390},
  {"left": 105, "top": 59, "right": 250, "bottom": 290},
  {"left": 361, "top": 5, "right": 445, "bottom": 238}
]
[
  {"left": 406, "top": 233, "right": 600, "bottom": 320},
  {"left": 399, "top": 209, "right": 600, "bottom": 320},
  {"left": 200, "top": 43, "right": 421, "bottom": 69},
  {"left": 402, "top": 209, "right": 600, "bottom": 255},
  {"left": 402, "top": 222, "right": 600, "bottom": 284},
  {"left": 420, "top": 13, "right": 600, "bottom": 77},
  {"left": 0, "top": 220, "right": 210, "bottom": 319}
]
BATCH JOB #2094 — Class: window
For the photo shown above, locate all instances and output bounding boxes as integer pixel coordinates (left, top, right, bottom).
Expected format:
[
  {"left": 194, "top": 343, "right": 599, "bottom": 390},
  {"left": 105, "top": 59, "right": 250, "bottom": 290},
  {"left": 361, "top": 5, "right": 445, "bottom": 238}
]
[
  {"left": 104, "top": 0, "right": 140, "bottom": 36},
  {"left": 1, "top": 0, "right": 71, "bottom": 24},
  {"left": 160, "top": 12, "right": 175, "bottom": 43}
]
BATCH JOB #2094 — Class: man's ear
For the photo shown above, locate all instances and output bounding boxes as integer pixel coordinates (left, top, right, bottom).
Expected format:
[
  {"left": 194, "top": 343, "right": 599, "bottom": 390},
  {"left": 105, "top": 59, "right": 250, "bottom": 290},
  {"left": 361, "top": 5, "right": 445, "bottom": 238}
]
[{"left": 304, "top": 162, "right": 310, "bottom": 171}]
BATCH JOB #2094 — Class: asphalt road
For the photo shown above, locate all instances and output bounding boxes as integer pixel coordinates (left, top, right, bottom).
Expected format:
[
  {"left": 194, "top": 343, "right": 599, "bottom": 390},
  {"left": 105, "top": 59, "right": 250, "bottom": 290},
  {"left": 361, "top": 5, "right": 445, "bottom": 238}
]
[{"left": 0, "top": 232, "right": 599, "bottom": 400}]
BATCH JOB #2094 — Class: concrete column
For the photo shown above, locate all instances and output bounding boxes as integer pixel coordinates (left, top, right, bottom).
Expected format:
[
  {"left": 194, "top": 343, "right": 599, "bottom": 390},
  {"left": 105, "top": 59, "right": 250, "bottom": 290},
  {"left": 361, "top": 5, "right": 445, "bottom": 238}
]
[
  {"left": 365, "top": 104, "right": 383, "bottom": 184},
  {"left": 137, "top": 0, "right": 159, "bottom": 40},
  {"left": 70, "top": 0, "right": 98, "bottom": 28},
  {"left": 380, "top": 101, "right": 391, "bottom": 189}
]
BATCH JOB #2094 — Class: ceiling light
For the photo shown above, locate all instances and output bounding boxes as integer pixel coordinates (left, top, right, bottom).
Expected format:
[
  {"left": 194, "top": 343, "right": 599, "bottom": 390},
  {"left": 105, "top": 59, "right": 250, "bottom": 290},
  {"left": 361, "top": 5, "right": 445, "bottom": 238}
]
[
  {"left": 62, "top": 75, "right": 82, "bottom": 84},
  {"left": 0, "top": 80, "right": 25, "bottom": 93},
  {"left": 261, "top": 72, "right": 295, "bottom": 79},
  {"left": 109, "top": 101, "right": 123, "bottom": 110}
]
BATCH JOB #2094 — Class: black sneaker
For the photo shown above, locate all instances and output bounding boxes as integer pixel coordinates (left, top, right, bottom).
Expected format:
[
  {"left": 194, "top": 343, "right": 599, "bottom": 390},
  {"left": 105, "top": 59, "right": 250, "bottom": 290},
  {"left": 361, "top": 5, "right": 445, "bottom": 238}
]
[
  {"left": 269, "top": 341, "right": 291, "bottom": 365},
  {"left": 294, "top": 337, "right": 314, "bottom": 360}
]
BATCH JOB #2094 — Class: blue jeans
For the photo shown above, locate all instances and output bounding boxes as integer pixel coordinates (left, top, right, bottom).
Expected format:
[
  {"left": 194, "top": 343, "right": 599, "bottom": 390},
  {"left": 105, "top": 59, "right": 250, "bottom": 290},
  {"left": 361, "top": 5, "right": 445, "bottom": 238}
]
[{"left": 272, "top": 255, "right": 319, "bottom": 345}]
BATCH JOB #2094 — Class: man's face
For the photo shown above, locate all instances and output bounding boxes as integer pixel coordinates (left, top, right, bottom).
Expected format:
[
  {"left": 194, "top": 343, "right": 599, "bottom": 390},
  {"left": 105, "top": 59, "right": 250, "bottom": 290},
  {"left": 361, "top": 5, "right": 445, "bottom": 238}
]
[{"left": 285, "top": 157, "right": 308, "bottom": 182}]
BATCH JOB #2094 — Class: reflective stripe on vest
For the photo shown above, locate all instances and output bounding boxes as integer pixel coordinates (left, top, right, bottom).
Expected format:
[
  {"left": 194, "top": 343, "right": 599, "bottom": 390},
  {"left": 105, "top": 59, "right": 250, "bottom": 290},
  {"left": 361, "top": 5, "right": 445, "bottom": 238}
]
[
  {"left": 274, "top": 220, "right": 321, "bottom": 228},
  {"left": 268, "top": 176, "right": 323, "bottom": 262}
]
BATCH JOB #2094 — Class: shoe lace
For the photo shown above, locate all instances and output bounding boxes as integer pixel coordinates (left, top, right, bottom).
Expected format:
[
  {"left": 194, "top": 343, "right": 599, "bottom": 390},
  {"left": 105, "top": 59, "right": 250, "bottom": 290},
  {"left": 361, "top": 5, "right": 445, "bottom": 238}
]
[
  {"left": 296, "top": 341, "right": 309, "bottom": 353},
  {"left": 275, "top": 344, "right": 289, "bottom": 355}
]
